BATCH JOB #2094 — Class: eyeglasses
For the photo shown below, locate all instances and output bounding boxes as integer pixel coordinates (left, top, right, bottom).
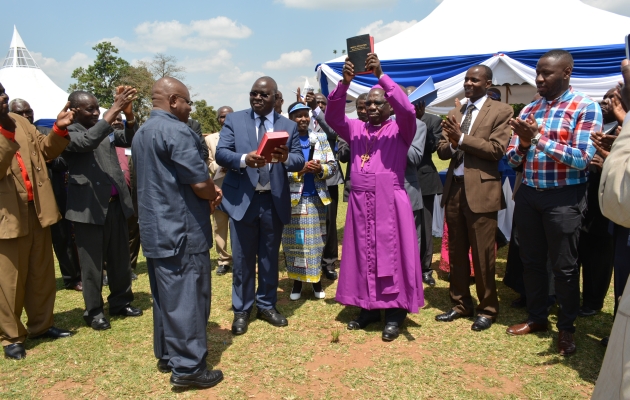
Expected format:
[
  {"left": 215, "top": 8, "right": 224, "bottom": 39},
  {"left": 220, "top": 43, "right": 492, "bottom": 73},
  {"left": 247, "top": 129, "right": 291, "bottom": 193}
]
[
  {"left": 365, "top": 100, "right": 387, "bottom": 108},
  {"left": 172, "top": 94, "right": 193, "bottom": 106},
  {"left": 250, "top": 91, "right": 271, "bottom": 99}
]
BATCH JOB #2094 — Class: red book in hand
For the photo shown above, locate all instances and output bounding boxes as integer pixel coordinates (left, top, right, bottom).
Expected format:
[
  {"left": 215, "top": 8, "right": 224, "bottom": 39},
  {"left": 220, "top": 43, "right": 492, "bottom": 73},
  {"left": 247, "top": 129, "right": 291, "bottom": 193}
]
[{"left": 256, "top": 131, "right": 290, "bottom": 163}]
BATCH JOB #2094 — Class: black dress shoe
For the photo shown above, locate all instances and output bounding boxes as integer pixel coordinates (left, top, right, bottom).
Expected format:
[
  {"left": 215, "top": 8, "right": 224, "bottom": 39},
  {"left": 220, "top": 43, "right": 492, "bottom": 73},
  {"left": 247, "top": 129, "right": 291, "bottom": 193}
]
[
  {"left": 91, "top": 317, "right": 111, "bottom": 331},
  {"left": 31, "top": 326, "right": 72, "bottom": 340},
  {"left": 4, "top": 343, "right": 26, "bottom": 360},
  {"left": 422, "top": 272, "right": 436, "bottom": 287},
  {"left": 601, "top": 336, "right": 609, "bottom": 347},
  {"left": 347, "top": 313, "right": 381, "bottom": 330},
  {"left": 578, "top": 306, "right": 599, "bottom": 317},
  {"left": 435, "top": 309, "right": 469, "bottom": 322},
  {"left": 232, "top": 312, "right": 249, "bottom": 335},
  {"left": 111, "top": 305, "right": 143, "bottom": 317},
  {"left": 323, "top": 269, "right": 338, "bottom": 280},
  {"left": 157, "top": 359, "right": 172, "bottom": 373},
  {"left": 382, "top": 323, "right": 400, "bottom": 341},
  {"left": 170, "top": 369, "right": 224, "bottom": 388},
  {"left": 256, "top": 308, "right": 288, "bottom": 327},
  {"left": 471, "top": 316, "right": 493, "bottom": 331},
  {"left": 216, "top": 264, "right": 230, "bottom": 276}
]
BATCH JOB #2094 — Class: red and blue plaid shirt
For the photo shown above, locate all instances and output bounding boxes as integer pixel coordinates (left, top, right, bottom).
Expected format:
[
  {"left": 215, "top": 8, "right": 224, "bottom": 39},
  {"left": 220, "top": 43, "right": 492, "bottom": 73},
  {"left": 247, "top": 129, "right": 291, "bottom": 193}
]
[{"left": 506, "top": 87, "right": 601, "bottom": 189}]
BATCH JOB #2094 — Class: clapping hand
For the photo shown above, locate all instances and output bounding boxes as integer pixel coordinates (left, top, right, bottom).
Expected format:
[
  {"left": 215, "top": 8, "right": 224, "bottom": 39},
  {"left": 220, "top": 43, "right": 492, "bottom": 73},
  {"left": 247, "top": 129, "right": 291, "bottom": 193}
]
[
  {"left": 55, "top": 101, "right": 75, "bottom": 130},
  {"left": 112, "top": 86, "right": 138, "bottom": 116},
  {"left": 442, "top": 115, "right": 463, "bottom": 148},
  {"left": 590, "top": 131, "right": 617, "bottom": 159},
  {"left": 509, "top": 114, "right": 539, "bottom": 145},
  {"left": 591, "top": 154, "right": 605, "bottom": 170}
]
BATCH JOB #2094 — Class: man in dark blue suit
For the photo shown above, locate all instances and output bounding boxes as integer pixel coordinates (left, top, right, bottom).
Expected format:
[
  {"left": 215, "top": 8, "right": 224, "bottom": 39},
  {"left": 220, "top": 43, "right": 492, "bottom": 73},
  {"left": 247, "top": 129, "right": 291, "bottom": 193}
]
[{"left": 216, "top": 76, "right": 304, "bottom": 335}]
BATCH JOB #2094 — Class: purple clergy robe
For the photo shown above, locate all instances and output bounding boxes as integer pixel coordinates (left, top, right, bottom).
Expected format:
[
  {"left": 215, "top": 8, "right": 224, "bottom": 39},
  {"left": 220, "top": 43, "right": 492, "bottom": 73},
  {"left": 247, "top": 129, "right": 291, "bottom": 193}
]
[{"left": 325, "top": 74, "right": 424, "bottom": 313}]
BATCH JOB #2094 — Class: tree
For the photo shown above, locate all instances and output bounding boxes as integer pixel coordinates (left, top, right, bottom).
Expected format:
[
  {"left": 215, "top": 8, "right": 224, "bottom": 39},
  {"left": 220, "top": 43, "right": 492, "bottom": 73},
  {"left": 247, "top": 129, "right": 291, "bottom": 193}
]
[
  {"left": 190, "top": 100, "right": 221, "bottom": 133},
  {"left": 68, "top": 42, "right": 130, "bottom": 108},
  {"left": 138, "top": 53, "right": 186, "bottom": 81},
  {"left": 119, "top": 64, "right": 155, "bottom": 124}
]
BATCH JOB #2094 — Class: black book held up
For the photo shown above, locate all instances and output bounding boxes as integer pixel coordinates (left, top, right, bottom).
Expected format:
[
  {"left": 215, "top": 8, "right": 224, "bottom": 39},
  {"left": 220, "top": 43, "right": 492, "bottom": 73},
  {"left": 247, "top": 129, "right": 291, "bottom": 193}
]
[{"left": 346, "top": 34, "right": 374, "bottom": 75}]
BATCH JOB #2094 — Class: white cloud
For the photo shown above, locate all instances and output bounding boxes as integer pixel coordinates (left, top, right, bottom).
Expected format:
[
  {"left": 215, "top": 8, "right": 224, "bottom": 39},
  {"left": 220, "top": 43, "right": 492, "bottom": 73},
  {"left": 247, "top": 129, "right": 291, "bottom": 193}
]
[
  {"left": 185, "top": 50, "right": 233, "bottom": 73},
  {"left": 582, "top": 0, "right": 630, "bottom": 16},
  {"left": 31, "top": 51, "right": 91, "bottom": 90},
  {"left": 101, "top": 16, "right": 252, "bottom": 53},
  {"left": 275, "top": 0, "right": 393, "bottom": 9},
  {"left": 219, "top": 66, "right": 266, "bottom": 84},
  {"left": 263, "top": 49, "right": 312, "bottom": 70},
  {"left": 358, "top": 19, "right": 417, "bottom": 42}
]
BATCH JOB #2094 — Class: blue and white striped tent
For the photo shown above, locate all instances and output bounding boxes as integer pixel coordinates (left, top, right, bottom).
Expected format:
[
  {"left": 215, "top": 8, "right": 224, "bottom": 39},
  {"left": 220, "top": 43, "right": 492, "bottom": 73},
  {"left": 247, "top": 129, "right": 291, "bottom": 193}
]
[{"left": 316, "top": 0, "right": 629, "bottom": 114}]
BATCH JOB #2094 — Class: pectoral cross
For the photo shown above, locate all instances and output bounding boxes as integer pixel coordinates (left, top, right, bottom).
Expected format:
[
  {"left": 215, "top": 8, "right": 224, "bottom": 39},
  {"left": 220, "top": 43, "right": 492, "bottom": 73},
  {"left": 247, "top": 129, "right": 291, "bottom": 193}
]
[{"left": 360, "top": 153, "right": 370, "bottom": 168}]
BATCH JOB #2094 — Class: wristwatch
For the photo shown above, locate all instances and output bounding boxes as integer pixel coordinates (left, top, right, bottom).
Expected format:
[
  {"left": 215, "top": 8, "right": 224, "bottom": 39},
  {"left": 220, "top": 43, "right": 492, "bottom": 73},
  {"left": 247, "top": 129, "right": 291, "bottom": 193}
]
[{"left": 530, "top": 133, "right": 542, "bottom": 145}]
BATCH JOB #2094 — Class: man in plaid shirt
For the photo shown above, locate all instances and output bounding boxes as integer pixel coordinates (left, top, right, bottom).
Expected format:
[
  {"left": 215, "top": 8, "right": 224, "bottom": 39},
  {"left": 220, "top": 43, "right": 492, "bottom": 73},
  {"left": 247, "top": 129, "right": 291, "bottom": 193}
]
[{"left": 504, "top": 49, "right": 602, "bottom": 356}]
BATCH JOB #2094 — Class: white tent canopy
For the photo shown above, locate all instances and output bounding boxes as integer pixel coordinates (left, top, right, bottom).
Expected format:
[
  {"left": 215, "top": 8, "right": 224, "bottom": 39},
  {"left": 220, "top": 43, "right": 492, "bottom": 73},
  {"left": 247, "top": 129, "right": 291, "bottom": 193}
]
[
  {"left": 317, "top": 0, "right": 630, "bottom": 114},
  {"left": 0, "top": 26, "right": 70, "bottom": 123}
]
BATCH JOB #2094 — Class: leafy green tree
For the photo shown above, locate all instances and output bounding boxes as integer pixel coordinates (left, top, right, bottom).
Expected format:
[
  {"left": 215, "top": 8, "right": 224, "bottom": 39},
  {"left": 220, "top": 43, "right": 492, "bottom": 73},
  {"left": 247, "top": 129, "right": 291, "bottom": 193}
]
[
  {"left": 68, "top": 42, "right": 130, "bottom": 108},
  {"left": 119, "top": 64, "right": 155, "bottom": 124},
  {"left": 190, "top": 100, "right": 221, "bottom": 133}
]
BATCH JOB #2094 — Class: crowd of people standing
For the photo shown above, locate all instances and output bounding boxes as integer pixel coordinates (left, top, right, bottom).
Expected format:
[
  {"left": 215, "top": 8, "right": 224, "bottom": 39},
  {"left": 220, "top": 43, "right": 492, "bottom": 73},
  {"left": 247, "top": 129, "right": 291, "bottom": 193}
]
[{"left": 1, "top": 49, "right": 629, "bottom": 391}]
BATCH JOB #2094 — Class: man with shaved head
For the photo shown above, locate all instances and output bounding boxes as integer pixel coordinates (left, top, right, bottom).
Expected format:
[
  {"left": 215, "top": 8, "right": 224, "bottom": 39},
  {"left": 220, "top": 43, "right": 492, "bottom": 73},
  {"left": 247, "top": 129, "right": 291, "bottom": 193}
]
[
  {"left": 506, "top": 49, "right": 602, "bottom": 355},
  {"left": 133, "top": 77, "right": 223, "bottom": 388},
  {"left": 216, "top": 76, "right": 304, "bottom": 335},
  {"left": 205, "top": 105, "right": 234, "bottom": 275},
  {"left": 325, "top": 54, "right": 424, "bottom": 341},
  {"left": 435, "top": 65, "right": 513, "bottom": 332},
  {"left": 63, "top": 87, "right": 142, "bottom": 332}
]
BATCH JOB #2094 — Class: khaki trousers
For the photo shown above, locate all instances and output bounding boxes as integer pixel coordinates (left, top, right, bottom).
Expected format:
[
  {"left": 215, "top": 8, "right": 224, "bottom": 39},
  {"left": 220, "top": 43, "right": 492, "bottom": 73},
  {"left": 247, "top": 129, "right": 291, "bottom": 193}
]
[
  {"left": 445, "top": 180, "right": 499, "bottom": 319},
  {"left": 0, "top": 203, "right": 56, "bottom": 345},
  {"left": 212, "top": 208, "right": 232, "bottom": 265}
]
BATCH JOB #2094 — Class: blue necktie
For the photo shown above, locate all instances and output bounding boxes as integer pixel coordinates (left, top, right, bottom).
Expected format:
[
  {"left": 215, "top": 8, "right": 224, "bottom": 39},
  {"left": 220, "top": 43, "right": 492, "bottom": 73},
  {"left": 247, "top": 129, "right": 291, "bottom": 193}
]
[{"left": 258, "top": 116, "right": 270, "bottom": 186}]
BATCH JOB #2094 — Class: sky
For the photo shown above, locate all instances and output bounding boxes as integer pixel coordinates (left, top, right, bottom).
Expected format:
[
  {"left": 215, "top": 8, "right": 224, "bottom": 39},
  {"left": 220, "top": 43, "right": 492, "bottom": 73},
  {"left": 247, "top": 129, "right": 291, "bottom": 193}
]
[{"left": 2, "top": 0, "right": 630, "bottom": 112}]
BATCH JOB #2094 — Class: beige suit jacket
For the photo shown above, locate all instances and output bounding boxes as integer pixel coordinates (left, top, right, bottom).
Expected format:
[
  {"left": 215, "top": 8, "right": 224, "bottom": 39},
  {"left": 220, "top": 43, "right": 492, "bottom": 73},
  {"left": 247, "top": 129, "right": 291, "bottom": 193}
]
[
  {"left": 437, "top": 100, "right": 513, "bottom": 214},
  {"left": 0, "top": 113, "right": 70, "bottom": 239},
  {"left": 204, "top": 132, "right": 223, "bottom": 187},
  {"left": 599, "top": 121, "right": 630, "bottom": 228}
]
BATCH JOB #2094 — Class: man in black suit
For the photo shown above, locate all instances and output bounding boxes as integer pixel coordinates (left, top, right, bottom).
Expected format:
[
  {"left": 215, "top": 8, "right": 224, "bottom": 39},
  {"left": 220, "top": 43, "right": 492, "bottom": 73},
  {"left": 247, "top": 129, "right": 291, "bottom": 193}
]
[
  {"left": 305, "top": 92, "right": 344, "bottom": 280},
  {"left": 63, "top": 88, "right": 142, "bottom": 331},
  {"left": 413, "top": 97, "right": 443, "bottom": 286}
]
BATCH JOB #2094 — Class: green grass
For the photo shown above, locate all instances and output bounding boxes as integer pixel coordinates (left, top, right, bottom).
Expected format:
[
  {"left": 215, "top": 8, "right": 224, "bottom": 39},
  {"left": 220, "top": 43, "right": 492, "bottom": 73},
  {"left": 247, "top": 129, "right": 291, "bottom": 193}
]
[{"left": 0, "top": 154, "right": 610, "bottom": 399}]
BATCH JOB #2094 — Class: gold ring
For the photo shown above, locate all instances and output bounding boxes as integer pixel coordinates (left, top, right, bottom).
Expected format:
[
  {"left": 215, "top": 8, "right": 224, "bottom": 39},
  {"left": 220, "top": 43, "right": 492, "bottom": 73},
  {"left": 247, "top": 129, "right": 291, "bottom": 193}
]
[{"left": 127, "top": 95, "right": 133, "bottom": 100}]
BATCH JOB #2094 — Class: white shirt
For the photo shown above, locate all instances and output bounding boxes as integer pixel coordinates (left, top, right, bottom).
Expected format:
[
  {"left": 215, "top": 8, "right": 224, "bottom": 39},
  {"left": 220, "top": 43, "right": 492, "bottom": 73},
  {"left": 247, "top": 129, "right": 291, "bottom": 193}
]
[{"left": 450, "top": 95, "right": 488, "bottom": 176}]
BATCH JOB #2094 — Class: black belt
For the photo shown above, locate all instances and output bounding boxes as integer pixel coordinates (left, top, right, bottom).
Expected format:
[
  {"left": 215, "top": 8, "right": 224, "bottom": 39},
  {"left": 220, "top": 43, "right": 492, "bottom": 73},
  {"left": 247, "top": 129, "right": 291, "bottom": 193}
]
[
  {"left": 535, "top": 185, "right": 565, "bottom": 192},
  {"left": 452, "top": 175, "right": 464, "bottom": 183},
  {"left": 255, "top": 190, "right": 271, "bottom": 194}
]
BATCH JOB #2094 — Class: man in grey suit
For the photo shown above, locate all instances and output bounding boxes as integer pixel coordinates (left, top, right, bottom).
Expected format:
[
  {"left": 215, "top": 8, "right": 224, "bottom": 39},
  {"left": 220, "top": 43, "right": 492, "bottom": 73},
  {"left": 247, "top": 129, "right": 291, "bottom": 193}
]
[
  {"left": 216, "top": 76, "right": 304, "bottom": 335},
  {"left": 63, "top": 88, "right": 142, "bottom": 331},
  {"left": 305, "top": 92, "right": 344, "bottom": 280},
  {"left": 414, "top": 98, "right": 444, "bottom": 286}
]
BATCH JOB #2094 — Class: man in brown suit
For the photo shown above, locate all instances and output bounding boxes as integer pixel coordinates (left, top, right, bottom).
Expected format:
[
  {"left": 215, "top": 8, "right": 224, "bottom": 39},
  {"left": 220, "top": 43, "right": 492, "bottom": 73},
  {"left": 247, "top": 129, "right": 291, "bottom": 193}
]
[
  {"left": 205, "top": 106, "right": 234, "bottom": 275},
  {"left": 434, "top": 65, "right": 512, "bottom": 331},
  {"left": 0, "top": 82, "right": 75, "bottom": 360}
]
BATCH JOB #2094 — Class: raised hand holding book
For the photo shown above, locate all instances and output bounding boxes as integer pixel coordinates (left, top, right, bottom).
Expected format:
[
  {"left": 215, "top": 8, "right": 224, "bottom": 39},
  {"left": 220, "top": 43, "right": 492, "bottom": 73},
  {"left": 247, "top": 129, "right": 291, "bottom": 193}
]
[{"left": 346, "top": 34, "right": 374, "bottom": 75}]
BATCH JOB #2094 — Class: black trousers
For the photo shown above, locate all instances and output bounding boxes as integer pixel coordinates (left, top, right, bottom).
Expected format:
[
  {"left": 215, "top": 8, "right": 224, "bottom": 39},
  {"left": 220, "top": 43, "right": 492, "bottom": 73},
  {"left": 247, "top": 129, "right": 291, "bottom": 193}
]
[
  {"left": 514, "top": 184, "right": 586, "bottom": 333},
  {"left": 147, "top": 251, "right": 210, "bottom": 376},
  {"left": 128, "top": 215, "right": 141, "bottom": 270},
  {"left": 358, "top": 308, "right": 407, "bottom": 326},
  {"left": 73, "top": 199, "right": 134, "bottom": 323},
  {"left": 49, "top": 217, "right": 81, "bottom": 287},
  {"left": 613, "top": 225, "right": 630, "bottom": 314},
  {"left": 321, "top": 185, "right": 339, "bottom": 272},
  {"left": 578, "top": 230, "right": 614, "bottom": 311},
  {"left": 419, "top": 194, "right": 435, "bottom": 274},
  {"left": 504, "top": 220, "right": 555, "bottom": 297}
]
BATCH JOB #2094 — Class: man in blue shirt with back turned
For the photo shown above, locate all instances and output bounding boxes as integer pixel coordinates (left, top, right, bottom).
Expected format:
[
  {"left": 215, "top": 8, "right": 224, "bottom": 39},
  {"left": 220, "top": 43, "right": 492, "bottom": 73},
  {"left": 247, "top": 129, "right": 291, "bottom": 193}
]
[{"left": 132, "top": 77, "right": 223, "bottom": 389}]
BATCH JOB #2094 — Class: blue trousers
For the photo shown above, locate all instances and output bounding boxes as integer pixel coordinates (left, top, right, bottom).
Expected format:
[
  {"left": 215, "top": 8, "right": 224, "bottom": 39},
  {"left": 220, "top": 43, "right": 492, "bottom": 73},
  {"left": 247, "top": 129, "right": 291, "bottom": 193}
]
[
  {"left": 229, "top": 192, "right": 284, "bottom": 313},
  {"left": 147, "top": 251, "right": 211, "bottom": 376}
]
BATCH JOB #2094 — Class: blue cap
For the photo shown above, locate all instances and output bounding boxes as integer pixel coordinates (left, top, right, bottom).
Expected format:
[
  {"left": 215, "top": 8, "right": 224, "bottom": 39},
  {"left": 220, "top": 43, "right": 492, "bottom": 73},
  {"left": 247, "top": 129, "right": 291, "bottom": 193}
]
[{"left": 288, "top": 103, "right": 311, "bottom": 114}]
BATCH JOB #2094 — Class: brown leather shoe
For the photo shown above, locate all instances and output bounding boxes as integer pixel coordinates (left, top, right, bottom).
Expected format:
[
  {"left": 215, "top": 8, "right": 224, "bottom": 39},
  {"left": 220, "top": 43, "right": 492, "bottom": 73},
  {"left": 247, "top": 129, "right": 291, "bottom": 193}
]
[
  {"left": 70, "top": 282, "right": 83, "bottom": 291},
  {"left": 558, "top": 331, "right": 576, "bottom": 356},
  {"left": 506, "top": 320, "right": 548, "bottom": 335}
]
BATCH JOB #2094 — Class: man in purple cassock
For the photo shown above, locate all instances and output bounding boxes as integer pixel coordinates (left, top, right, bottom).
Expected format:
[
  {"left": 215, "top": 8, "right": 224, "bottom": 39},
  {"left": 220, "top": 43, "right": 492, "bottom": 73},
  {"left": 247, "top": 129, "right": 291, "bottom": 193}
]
[{"left": 324, "top": 53, "right": 424, "bottom": 341}]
